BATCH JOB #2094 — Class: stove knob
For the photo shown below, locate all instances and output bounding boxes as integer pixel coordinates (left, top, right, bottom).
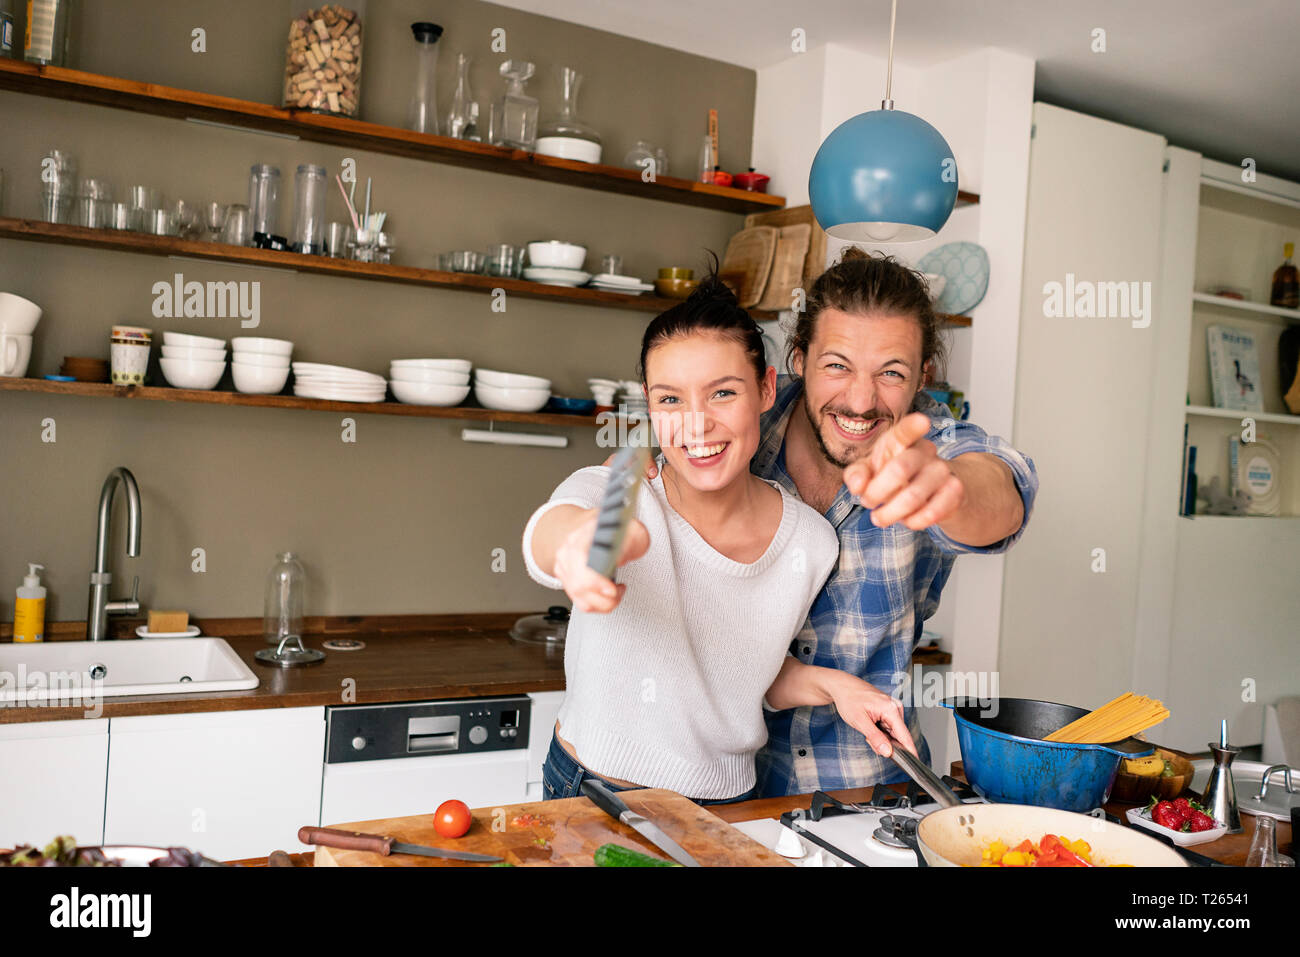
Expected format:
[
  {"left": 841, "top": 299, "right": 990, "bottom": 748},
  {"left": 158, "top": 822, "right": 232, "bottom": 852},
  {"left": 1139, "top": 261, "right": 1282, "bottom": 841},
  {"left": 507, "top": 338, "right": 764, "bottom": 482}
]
[
  {"left": 468, "top": 725, "right": 488, "bottom": 745},
  {"left": 351, "top": 735, "right": 366, "bottom": 751}
]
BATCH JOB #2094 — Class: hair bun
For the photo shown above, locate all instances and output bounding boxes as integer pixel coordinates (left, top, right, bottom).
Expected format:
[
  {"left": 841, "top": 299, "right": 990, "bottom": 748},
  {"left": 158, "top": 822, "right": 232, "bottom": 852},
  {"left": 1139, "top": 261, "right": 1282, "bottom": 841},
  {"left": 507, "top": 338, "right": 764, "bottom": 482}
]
[{"left": 838, "top": 245, "right": 871, "bottom": 263}]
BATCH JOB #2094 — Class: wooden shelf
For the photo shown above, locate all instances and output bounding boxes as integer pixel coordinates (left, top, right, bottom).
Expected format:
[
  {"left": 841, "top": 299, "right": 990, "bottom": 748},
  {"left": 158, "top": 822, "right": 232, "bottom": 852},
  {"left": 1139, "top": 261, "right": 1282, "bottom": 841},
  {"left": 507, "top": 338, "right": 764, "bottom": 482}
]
[
  {"left": 1192, "top": 292, "right": 1300, "bottom": 324},
  {"left": 1185, "top": 404, "right": 1300, "bottom": 426},
  {"left": 0, "top": 377, "right": 603, "bottom": 428},
  {"left": 0, "top": 218, "right": 974, "bottom": 327},
  {"left": 0, "top": 58, "right": 787, "bottom": 215}
]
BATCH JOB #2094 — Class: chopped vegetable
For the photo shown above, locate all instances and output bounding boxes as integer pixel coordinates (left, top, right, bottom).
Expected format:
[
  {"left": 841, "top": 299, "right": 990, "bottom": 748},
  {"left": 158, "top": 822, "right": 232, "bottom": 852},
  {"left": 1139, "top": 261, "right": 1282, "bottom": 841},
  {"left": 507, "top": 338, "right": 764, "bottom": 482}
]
[
  {"left": 593, "top": 843, "right": 680, "bottom": 867},
  {"left": 980, "top": 834, "right": 1101, "bottom": 867}
]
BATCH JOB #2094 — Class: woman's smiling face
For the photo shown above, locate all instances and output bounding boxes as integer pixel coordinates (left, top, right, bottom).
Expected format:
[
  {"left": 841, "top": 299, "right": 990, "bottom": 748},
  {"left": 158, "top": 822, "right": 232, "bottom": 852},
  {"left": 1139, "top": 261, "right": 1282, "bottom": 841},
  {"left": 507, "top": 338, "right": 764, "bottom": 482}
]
[{"left": 644, "top": 331, "right": 776, "bottom": 492}]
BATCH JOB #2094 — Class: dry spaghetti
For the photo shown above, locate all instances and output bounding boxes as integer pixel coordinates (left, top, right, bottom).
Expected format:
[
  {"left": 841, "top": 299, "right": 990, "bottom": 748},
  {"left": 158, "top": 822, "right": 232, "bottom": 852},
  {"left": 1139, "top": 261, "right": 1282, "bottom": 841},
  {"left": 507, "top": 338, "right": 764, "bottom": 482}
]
[{"left": 1043, "top": 693, "right": 1169, "bottom": 744}]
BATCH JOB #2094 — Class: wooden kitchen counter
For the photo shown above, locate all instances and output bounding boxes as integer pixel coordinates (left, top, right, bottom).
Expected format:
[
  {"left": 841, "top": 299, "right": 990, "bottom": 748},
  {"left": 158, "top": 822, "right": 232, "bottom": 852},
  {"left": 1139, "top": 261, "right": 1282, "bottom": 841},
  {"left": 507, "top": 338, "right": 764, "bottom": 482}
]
[
  {"left": 235, "top": 775, "right": 1290, "bottom": 867},
  {"left": 0, "top": 612, "right": 566, "bottom": 724}
]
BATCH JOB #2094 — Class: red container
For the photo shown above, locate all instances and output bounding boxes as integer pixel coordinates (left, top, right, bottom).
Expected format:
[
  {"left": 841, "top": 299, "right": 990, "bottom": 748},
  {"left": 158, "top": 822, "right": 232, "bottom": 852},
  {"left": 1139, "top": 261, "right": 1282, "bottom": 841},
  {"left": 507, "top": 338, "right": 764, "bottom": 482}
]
[{"left": 732, "top": 168, "right": 771, "bottom": 193}]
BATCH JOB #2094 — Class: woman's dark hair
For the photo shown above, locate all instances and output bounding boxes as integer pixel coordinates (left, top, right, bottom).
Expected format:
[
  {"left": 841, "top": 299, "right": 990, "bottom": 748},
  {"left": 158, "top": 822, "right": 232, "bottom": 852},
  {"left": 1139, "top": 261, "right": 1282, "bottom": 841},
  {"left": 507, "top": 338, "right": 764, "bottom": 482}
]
[
  {"left": 785, "top": 247, "right": 948, "bottom": 383},
  {"left": 638, "top": 254, "right": 768, "bottom": 385}
]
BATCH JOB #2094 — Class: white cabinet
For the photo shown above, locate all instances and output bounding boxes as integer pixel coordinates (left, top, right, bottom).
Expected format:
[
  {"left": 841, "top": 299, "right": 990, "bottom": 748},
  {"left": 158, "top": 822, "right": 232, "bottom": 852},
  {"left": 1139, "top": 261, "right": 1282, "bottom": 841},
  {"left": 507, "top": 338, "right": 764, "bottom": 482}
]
[
  {"left": 103, "top": 706, "right": 324, "bottom": 861},
  {"left": 524, "top": 690, "right": 565, "bottom": 801},
  {"left": 0, "top": 718, "right": 108, "bottom": 848}
]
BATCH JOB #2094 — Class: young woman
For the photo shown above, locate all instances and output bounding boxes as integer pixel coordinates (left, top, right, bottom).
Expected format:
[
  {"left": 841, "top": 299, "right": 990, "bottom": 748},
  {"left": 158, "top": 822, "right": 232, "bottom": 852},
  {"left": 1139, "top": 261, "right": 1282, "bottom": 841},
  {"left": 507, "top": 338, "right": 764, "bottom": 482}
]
[{"left": 522, "top": 275, "right": 911, "bottom": 804}]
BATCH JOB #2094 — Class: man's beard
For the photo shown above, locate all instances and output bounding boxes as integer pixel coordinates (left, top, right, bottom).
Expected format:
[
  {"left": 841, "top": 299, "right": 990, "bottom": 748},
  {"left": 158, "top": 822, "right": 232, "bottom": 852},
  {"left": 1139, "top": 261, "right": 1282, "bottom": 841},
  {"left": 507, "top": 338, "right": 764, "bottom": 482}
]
[{"left": 800, "top": 391, "right": 894, "bottom": 469}]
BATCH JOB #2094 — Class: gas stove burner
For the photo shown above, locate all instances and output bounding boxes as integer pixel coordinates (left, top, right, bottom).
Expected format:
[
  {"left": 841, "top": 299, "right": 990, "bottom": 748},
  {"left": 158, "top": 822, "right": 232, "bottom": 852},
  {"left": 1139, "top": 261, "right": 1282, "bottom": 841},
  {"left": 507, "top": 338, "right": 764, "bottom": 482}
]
[{"left": 871, "top": 813, "right": 914, "bottom": 849}]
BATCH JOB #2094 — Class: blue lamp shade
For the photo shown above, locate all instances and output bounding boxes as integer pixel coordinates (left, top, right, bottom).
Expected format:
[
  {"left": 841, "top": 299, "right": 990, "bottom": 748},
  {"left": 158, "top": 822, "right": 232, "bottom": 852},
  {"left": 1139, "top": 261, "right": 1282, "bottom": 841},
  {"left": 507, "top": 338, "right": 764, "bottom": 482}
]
[{"left": 808, "top": 109, "right": 958, "bottom": 243}]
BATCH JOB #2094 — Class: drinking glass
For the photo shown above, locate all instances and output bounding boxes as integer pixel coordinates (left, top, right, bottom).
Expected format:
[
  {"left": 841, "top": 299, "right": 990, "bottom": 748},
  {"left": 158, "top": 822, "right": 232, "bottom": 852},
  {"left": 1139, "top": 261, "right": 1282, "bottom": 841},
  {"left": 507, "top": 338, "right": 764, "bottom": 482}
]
[
  {"left": 221, "top": 203, "right": 252, "bottom": 246},
  {"left": 204, "top": 202, "right": 229, "bottom": 242}
]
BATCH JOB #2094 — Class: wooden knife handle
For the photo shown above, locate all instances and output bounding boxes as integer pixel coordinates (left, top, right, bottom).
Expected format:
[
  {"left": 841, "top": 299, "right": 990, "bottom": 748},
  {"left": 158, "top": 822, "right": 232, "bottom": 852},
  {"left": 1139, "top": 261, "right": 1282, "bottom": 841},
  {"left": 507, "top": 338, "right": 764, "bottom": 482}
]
[
  {"left": 267, "top": 850, "right": 294, "bottom": 867},
  {"left": 298, "top": 826, "right": 394, "bottom": 855}
]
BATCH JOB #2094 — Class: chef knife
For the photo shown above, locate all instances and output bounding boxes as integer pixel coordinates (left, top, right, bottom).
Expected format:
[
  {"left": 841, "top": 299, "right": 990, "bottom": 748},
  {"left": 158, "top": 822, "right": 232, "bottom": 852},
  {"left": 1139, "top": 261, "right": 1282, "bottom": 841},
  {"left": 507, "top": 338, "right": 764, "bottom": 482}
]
[
  {"left": 297, "top": 826, "right": 503, "bottom": 863},
  {"left": 580, "top": 779, "right": 700, "bottom": 866},
  {"left": 586, "top": 421, "right": 652, "bottom": 580}
]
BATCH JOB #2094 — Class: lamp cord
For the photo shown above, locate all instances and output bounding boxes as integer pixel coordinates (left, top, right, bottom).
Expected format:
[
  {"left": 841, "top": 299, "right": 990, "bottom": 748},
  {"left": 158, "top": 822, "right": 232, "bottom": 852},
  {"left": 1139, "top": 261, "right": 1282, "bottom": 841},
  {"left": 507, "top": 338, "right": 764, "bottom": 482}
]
[{"left": 883, "top": 0, "right": 897, "bottom": 109}]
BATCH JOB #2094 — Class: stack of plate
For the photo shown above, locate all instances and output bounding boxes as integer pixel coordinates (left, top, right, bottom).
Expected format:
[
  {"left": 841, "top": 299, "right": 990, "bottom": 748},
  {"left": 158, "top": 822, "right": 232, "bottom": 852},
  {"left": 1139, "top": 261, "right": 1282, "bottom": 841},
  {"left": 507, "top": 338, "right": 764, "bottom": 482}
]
[
  {"left": 292, "top": 362, "right": 387, "bottom": 402},
  {"left": 523, "top": 266, "right": 591, "bottom": 287},
  {"left": 619, "top": 379, "right": 648, "bottom": 416},
  {"left": 475, "top": 368, "right": 552, "bottom": 412},
  {"left": 389, "top": 358, "right": 472, "bottom": 406},
  {"left": 587, "top": 273, "right": 654, "bottom": 295}
]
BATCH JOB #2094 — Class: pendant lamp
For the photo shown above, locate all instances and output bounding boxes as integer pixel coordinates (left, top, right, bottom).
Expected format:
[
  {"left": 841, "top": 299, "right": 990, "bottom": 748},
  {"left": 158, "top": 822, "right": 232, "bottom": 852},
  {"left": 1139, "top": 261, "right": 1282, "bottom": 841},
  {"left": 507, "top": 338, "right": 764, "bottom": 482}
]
[{"left": 808, "top": 0, "right": 958, "bottom": 242}]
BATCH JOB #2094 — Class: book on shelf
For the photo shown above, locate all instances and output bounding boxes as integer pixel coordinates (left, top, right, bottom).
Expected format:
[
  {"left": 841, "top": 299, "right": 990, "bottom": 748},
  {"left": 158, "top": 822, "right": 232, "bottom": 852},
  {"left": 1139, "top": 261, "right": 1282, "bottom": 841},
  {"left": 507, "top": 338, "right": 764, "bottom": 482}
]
[{"left": 1206, "top": 324, "right": 1264, "bottom": 412}]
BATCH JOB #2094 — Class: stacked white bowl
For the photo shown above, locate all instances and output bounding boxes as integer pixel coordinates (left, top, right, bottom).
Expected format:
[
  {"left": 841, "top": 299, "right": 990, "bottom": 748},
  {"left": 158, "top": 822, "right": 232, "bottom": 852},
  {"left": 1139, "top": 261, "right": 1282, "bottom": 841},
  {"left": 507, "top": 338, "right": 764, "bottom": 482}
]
[
  {"left": 292, "top": 361, "right": 386, "bottom": 402},
  {"left": 389, "top": 358, "right": 472, "bottom": 406},
  {"left": 475, "top": 368, "right": 552, "bottom": 412},
  {"left": 160, "top": 332, "right": 227, "bottom": 390},
  {"left": 230, "top": 337, "right": 293, "bottom": 394}
]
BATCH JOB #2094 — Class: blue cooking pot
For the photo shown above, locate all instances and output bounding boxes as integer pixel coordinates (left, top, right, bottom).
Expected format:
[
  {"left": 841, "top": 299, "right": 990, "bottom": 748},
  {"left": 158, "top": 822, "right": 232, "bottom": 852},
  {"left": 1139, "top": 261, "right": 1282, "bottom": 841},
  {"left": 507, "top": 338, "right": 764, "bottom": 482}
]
[{"left": 943, "top": 697, "right": 1155, "bottom": 812}]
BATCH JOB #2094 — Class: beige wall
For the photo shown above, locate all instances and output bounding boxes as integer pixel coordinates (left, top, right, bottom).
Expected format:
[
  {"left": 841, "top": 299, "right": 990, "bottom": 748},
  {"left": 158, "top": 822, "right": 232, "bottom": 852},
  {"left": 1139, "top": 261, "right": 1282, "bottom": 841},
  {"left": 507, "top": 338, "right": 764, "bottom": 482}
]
[{"left": 0, "top": 0, "right": 756, "bottom": 621}]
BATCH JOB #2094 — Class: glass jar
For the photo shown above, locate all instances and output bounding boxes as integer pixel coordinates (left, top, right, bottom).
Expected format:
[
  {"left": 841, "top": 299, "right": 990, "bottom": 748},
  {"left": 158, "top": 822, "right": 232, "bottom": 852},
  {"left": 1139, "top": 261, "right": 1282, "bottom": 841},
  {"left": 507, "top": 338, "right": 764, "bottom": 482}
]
[
  {"left": 290, "top": 163, "right": 327, "bottom": 254},
  {"left": 264, "top": 552, "right": 306, "bottom": 646},
  {"left": 488, "top": 60, "right": 538, "bottom": 150},
  {"left": 282, "top": 5, "right": 364, "bottom": 116},
  {"left": 23, "top": 0, "right": 71, "bottom": 66},
  {"left": 247, "top": 164, "right": 281, "bottom": 237}
]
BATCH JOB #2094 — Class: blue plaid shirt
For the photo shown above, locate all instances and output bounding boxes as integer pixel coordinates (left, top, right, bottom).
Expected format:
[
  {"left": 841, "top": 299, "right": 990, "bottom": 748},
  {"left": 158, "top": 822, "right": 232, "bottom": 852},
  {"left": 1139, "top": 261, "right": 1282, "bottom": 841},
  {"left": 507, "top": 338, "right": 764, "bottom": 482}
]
[{"left": 753, "top": 375, "right": 1038, "bottom": 796}]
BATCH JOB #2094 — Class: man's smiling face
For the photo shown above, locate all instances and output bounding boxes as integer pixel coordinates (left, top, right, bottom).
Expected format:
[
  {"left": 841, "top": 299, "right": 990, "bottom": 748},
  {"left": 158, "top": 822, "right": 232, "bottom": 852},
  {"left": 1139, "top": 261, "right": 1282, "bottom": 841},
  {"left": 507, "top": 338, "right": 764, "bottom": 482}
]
[{"left": 792, "top": 307, "right": 926, "bottom": 469}]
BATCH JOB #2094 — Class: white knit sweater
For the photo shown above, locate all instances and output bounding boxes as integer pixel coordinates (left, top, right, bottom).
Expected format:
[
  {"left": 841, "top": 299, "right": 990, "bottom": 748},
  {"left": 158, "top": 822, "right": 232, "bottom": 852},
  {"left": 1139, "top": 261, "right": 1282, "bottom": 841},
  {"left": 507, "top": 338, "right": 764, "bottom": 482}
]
[{"left": 522, "top": 461, "right": 838, "bottom": 799}]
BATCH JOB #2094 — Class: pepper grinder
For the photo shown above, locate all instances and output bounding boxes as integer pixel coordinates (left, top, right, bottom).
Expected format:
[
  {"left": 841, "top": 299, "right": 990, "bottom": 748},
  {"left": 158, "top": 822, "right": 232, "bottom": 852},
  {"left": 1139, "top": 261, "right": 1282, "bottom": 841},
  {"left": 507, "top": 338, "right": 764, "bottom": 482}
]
[{"left": 1201, "top": 718, "right": 1243, "bottom": 834}]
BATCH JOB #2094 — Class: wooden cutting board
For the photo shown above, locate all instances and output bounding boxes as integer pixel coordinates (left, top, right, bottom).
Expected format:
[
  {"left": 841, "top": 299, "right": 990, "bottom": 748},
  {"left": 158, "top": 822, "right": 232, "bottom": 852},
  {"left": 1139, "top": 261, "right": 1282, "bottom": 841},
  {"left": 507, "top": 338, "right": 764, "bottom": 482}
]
[
  {"left": 744, "top": 204, "right": 828, "bottom": 290},
  {"left": 312, "top": 788, "right": 791, "bottom": 867},
  {"left": 719, "top": 225, "right": 778, "bottom": 307}
]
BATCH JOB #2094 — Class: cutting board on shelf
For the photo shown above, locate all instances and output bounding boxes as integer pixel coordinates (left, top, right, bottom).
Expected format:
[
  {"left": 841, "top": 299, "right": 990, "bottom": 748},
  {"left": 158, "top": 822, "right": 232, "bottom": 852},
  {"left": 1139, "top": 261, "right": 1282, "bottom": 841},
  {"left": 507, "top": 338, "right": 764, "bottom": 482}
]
[
  {"left": 312, "top": 788, "right": 791, "bottom": 867},
  {"left": 744, "top": 204, "right": 828, "bottom": 290}
]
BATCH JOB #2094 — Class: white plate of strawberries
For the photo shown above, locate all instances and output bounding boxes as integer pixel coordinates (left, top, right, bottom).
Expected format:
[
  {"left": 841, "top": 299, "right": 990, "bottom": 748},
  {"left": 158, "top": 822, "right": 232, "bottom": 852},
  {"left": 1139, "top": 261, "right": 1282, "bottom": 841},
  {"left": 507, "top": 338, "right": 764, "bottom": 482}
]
[{"left": 1125, "top": 796, "right": 1227, "bottom": 846}]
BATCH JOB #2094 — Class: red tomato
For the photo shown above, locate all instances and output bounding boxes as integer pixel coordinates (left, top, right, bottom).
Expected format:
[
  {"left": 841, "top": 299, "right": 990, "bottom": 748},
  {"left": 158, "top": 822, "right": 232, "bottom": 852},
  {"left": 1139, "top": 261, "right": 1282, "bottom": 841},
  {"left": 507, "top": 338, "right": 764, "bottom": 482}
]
[{"left": 434, "top": 799, "right": 472, "bottom": 838}]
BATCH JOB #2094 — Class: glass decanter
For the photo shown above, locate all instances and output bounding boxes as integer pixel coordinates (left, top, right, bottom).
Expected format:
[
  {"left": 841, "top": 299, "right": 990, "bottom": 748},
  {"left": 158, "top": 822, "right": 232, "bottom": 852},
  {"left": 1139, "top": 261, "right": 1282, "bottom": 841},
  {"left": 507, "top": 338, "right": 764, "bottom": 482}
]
[
  {"left": 263, "top": 552, "right": 306, "bottom": 646},
  {"left": 489, "top": 59, "right": 538, "bottom": 150},
  {"left": 538, "top": 66, "right": 601, "bottom": 149},
  {"left": 446, "top": 52, "right": 476, "bottom": 140}
]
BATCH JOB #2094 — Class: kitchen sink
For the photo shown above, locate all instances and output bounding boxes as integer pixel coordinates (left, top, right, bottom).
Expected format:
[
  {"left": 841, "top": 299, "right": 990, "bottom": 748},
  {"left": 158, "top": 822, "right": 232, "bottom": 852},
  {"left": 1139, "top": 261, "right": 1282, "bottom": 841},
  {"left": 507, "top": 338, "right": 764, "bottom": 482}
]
[{"left": 0, "top": 638, "right": 259, "bottom": 704}]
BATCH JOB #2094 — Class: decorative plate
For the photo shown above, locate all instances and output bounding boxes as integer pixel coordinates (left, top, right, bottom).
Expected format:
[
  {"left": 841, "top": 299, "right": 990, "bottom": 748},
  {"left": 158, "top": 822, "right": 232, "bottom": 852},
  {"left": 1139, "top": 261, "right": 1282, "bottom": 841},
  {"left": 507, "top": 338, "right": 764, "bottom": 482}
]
[{"left": 918, "top": 242, "right": 990, "bottom": 316}]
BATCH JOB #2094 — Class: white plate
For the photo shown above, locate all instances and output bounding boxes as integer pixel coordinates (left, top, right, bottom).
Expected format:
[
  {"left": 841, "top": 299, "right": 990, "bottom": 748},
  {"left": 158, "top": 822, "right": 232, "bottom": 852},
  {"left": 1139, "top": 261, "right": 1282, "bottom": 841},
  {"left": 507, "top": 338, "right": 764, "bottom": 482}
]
[
  {"left": 524, "top": 267, "right": 591, "bottom": 285},
  {"left": 294, "top": 384, "right": 386, "bottom": 402},
  {"left": 1124, "top": 806, "right": 1229, "bottom": 846},
  {"left": 136, "top": 625, "right": 201, "bottom": 639},
  {"left": 589, "top": 273, "right": 649, "bottom": 287},
  {"left": 291, "top": 362, "right": 385, "bottom": 383}
]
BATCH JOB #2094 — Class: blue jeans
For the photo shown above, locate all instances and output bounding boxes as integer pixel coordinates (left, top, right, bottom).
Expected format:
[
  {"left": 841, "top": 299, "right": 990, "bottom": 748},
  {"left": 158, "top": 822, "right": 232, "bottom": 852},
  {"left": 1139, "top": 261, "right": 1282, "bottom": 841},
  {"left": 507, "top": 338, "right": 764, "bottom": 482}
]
[{"left": 540, "top": 730, "right": 757, "bottom": 806}]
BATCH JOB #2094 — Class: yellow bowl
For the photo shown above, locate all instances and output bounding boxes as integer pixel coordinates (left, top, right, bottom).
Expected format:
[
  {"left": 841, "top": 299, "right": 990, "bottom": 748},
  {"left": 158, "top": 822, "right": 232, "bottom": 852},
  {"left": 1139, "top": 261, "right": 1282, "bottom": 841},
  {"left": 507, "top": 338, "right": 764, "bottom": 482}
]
[
  {"left": 657, "top": 267, "right": 694, "bottom": 280},
  {"left": 655, "top": 278, "right": 699, "bottom": 300}
]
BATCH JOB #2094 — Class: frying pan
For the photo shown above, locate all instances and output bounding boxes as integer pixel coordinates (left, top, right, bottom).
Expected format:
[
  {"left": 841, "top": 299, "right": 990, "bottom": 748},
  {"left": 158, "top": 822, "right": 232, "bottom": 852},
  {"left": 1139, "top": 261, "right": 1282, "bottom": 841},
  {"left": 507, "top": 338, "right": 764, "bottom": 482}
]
[{"left": 880, "top": 727, "right": 1188, "bottom": 867}]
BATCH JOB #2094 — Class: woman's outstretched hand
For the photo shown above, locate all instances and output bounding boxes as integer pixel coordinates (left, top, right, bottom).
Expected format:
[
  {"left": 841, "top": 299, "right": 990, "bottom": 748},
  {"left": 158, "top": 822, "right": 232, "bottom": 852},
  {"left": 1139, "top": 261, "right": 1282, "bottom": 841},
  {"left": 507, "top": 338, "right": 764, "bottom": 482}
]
[{"left": 553, "top": 510, "right": 651, "bottom": 613}]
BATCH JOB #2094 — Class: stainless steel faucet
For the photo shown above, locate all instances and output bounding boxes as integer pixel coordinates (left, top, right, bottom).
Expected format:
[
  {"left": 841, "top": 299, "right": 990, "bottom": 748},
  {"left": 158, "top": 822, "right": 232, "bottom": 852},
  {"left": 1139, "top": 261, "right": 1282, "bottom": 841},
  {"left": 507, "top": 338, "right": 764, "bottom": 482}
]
[{"left": 87, "top": 467, "right": 142, "bottom": 641}]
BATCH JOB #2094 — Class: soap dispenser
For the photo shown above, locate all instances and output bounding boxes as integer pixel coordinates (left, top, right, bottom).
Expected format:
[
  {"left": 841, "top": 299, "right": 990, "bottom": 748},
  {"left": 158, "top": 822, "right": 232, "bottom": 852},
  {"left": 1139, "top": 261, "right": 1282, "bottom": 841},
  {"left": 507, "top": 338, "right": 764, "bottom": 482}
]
[{"left": 14, "top": 563, "right": 46, "bottom": 643}]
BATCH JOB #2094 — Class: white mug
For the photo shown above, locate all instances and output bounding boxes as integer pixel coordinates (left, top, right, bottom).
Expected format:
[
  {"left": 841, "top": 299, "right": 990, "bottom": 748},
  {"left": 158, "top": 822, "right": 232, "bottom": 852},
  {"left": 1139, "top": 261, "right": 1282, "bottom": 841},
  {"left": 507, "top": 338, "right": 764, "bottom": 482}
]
[
  {"left": 0, "top": 293, "right": 42, "bottom": 336},
  {"left": 0, "top": 333, "right": 33, "bottom": 377}
]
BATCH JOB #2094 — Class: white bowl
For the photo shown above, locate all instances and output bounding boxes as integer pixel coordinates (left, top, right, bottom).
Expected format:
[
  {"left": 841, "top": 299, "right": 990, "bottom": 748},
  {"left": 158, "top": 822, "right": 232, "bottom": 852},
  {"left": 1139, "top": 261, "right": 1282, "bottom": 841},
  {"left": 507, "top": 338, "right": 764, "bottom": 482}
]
[
  {"left": 231, "top": 350, "right": 289, "bottom": 368},
  {"left": 527, "top": 241, "right": 586, "bottom": 270},
  {"left": 475, "top": 382, "right": 551, "bottom": 413},
  {"left": 475, "top": 368, "right": 552, "bottom": 390},
  {"left": 391, "top": 380, "right": 472, "bottom": 406},
  {"left": 534, "top": 137, "right": 602, "bottom": 165},
  {"left": 231, "top": 361, "right": 290, "bottom": 394},
  {"left": 232, "top": 336, "right": 293, "bottom": 357},
  {"left": 159, "top": 356, "right": 225, "bottom": 390},
  {"left": 390, "top": 358, "right": 472, "bottom": 373},
  {"left": 163, "top": 331, "right": 225, "bottom": 350},
  {"left": 161, "top": 345, "right": 227, "bottom": 361},
  {"left": 390, "top": 367, "right": 470, "bottom": 385}
]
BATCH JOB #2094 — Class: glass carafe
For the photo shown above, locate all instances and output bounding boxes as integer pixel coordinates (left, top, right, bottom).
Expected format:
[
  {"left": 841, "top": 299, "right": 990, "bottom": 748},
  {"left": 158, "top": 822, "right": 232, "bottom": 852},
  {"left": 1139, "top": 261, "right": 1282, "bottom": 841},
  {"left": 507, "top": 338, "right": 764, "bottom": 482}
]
[
  {"left": 264, "top": 552, "right": 306, "bottom": 646},
  {"left": 489, "top": 59, "right": 538, "bottom": 150},
  {"left": 537, "top": 67, "right": 601, "bottom": 153},
  {"left": 406, "top": 21, "right": 443, "bottom": 134},
  {"left": 446, "top": 52, "right": 476, "bottom": 139}
]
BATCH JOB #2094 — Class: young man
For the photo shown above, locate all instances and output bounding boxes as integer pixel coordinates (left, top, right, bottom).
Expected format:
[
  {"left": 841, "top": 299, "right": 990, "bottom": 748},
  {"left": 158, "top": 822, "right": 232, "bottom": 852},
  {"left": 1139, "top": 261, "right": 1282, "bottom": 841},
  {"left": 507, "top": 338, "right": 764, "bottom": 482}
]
[{"left": 748, "top": 248, "right": 1038, "bottom": 794}]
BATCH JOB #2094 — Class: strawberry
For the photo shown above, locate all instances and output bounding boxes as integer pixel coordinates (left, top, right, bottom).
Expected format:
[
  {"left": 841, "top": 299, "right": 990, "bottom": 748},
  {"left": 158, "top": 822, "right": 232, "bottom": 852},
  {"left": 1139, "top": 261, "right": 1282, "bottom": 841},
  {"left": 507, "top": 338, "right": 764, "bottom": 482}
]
[
  {"left": 1152, "top": 801, "right": 1182, "bottom": 830},
  {"left": 1187, "top": 810, "right": 1217, "bottom": 832}
]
